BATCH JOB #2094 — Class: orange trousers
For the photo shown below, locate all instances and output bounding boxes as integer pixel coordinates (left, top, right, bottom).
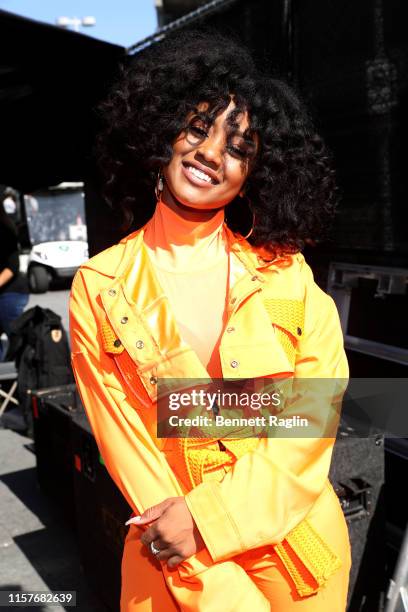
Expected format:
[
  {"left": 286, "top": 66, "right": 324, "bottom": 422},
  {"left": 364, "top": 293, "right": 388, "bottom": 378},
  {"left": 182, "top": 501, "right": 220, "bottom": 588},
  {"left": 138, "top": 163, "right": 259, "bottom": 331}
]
[{"left": 120, "top": 464, "right": 351, "bottom": 611}]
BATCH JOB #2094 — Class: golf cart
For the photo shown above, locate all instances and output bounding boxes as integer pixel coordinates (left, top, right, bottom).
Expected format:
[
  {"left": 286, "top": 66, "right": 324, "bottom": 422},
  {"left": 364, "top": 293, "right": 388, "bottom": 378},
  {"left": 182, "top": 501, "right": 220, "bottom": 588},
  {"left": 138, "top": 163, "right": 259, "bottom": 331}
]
[{"left": 24, "top": 182, "right": 89, "bottom": 293}]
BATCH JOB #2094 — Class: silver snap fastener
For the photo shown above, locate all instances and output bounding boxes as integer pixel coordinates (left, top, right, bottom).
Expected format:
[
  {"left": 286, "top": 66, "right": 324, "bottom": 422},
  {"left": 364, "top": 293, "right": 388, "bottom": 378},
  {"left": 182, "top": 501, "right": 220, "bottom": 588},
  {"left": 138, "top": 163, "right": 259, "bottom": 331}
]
[
  {"left": 136, "top": 340, "right": 144, "bottom": 349},
  {"left": 150, "top": 375, "right": 158, "bottom": 385},
  {"left": 226, "top": 326, "right": 235, "bottom": 333},
  {"left": 108, "top": 289, "right": 116, "bottom": 296},
  {"left": 230, "top": 297, "right": 237, "bottom": 304},
  {"left": 121, "top": 317, "right": 128, "bottom": 324},
  {"left": 230, "top": 360, "right": 239, "bottom": 368},
  {"left": 113, "top": 339, "right": 122, "bottom": 348}
]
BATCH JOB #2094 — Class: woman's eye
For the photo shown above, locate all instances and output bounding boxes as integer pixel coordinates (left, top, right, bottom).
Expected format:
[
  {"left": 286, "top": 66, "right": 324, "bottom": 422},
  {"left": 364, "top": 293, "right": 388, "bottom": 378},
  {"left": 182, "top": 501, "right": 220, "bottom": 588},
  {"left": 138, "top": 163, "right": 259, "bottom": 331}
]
[
  {"left": 188, "top": 125, "right": 208, "bottom": 138},
  {"left": 228, "top": 145, "right": 248, "bottom": 158}
]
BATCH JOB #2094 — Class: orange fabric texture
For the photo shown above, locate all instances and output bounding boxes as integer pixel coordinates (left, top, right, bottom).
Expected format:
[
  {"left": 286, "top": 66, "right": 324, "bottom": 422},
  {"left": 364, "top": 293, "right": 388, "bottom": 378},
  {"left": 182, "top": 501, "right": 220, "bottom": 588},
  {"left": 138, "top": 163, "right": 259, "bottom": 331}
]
[
  {"left": 69, "top": 203, "right": 351, "bottom": 611},
  {"left": 143, "top": 197, "right": 229, "bottom": 378}
]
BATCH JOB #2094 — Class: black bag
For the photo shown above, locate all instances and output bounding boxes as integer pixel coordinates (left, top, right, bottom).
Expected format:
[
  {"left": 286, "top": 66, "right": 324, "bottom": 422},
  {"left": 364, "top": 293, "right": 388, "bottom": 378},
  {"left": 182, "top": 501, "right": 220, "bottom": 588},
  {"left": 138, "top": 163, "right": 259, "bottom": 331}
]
[{"left": 6, "top": 306, "right": 74, "bottom": 436}]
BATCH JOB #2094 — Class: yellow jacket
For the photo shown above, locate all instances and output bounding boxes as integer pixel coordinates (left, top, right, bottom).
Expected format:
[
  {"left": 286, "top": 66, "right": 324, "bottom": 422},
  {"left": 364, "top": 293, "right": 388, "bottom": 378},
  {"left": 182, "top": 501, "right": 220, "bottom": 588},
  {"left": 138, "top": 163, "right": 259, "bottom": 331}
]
[{"left": 69, "top": 221, "right": 349, "bottom": 597}]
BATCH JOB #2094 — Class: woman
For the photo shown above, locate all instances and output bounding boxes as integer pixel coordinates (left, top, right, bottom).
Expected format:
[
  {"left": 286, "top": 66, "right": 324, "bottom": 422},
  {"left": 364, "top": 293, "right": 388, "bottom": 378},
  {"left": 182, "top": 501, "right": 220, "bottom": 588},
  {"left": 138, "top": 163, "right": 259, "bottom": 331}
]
[
  {"left": 69, "top": 30, "right": 351, "bottom": 611},
  {"left": 0, "top": 199, "right": 29, "bottom": 361}
]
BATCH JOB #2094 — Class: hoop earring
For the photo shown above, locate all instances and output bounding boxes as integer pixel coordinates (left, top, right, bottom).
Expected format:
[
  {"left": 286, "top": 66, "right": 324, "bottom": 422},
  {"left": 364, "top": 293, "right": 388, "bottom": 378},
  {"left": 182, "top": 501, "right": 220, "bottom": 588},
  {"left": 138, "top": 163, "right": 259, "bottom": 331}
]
[
  {"left": 236, "top": 194, "right": 255, "bottom": 241},
  {"left": 155, "top": 169, "right": 164, "bottom": 201}
]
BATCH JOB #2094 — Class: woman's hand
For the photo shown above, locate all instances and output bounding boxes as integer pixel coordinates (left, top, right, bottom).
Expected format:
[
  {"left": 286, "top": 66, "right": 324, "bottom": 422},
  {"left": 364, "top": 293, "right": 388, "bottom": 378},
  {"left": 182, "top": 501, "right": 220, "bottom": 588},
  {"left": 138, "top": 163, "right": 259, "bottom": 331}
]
[{"left": 126, "top": 497, "right": 205, "bottom": 568}]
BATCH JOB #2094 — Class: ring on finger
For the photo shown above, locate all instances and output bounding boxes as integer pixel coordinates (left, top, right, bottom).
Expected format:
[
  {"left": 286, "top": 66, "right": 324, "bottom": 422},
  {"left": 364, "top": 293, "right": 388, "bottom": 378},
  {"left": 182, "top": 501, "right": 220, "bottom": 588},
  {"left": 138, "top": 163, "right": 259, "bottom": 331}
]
[{"left": 150, "top": 541, "right": 161, "bottom": 556}]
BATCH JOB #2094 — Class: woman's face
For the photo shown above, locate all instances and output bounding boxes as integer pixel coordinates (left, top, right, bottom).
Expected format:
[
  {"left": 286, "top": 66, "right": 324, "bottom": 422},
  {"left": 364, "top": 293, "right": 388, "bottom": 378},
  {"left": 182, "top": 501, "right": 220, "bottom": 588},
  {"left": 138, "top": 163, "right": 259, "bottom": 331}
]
[{"left": 161, "top": 98, "right": 258, "bottom": 214}]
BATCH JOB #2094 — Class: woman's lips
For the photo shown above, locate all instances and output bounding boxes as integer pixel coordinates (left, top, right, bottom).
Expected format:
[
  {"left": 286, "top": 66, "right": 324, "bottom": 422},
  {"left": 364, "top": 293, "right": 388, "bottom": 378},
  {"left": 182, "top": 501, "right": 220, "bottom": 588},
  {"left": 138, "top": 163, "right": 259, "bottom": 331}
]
[{"left": 181, "top": 163, "right": 218, "bottom": 188}]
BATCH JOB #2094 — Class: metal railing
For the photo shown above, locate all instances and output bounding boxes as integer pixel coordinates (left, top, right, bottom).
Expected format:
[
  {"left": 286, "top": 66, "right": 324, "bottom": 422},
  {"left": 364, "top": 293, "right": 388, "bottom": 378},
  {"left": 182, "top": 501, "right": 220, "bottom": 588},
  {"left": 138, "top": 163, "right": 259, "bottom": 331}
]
[
  {"left": 385, "top": 525, "right": 408, "bottom": 612},
  {"left": 127, "top": 0, "right": 238, "bottom": 55}
]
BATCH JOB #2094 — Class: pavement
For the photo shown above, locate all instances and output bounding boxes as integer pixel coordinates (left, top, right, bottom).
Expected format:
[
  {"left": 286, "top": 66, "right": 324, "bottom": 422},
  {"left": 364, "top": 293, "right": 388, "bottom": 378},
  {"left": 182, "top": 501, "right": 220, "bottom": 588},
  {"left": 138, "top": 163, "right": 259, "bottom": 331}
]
[
  {"left": 0, "top": 427, "right": 108, "bottom": 611},
  {"left": 0, "top": 284, "right": 109, "bottom": 611}
]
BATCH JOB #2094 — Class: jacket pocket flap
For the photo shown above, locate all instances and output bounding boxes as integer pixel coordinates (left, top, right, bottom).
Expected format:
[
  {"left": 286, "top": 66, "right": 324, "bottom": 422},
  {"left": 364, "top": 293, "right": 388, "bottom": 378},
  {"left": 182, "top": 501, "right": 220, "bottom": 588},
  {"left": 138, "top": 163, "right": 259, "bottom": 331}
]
[{"left": 262, "top": 298, "right": 305, "bottom": 340}]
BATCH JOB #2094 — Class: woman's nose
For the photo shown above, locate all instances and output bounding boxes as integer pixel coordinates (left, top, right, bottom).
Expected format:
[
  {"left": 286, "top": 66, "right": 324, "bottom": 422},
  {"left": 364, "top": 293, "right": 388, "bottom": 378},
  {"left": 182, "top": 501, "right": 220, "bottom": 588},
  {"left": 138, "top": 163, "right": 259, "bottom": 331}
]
[{"left": 196, "top": 135, "right": 223, "bottom": 167}]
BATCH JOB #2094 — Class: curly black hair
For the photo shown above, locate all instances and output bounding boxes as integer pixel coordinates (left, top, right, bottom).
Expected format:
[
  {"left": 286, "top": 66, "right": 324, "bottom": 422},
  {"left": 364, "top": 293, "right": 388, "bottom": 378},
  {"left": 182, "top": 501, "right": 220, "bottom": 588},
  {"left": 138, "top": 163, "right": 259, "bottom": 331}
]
[{"left": 96, "top": 28, "right": 337, "bottom": 254}]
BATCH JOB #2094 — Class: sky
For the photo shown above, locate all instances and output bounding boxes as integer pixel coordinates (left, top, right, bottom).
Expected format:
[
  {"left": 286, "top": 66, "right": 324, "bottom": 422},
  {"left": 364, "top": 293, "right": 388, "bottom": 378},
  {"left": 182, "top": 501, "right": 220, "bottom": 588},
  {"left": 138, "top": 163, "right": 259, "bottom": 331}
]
[{"left": 0, "top": 0, "right": 158, "bottom": 48}]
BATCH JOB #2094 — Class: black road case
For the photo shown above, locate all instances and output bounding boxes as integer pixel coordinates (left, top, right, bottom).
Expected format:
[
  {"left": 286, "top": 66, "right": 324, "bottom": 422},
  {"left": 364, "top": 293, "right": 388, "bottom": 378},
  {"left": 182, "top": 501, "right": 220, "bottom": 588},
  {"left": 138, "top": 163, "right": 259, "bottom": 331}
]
[
  {"left": 32, "top": 383, "right": 82, "bottom": 526},
  {"left": 329, "top": 429, "right": 385, "bottom": 612},
  {"left": 71, "top": 410, "right": 132, "bottom": 611}
]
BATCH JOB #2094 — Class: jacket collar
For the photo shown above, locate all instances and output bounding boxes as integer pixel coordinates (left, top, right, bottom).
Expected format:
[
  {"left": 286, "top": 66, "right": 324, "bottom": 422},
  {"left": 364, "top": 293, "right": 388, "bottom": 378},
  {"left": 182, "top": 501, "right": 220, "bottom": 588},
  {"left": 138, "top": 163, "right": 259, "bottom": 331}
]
[
  {"left": 94, "top": 220, "right": 296, "bottom": 400},
  {"left": 95, "top": 222, "right": 269, "bottom": 330},
  {"left": 83, "top": 220, "right": 285, "bottom": 282}
]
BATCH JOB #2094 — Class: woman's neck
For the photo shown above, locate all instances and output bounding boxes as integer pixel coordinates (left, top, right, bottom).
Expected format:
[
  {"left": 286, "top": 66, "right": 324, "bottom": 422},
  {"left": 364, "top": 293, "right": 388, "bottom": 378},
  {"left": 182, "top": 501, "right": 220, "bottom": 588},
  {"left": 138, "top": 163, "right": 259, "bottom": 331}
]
[{"left": 143, "top": 194, "right": 227, "bottom": 272}]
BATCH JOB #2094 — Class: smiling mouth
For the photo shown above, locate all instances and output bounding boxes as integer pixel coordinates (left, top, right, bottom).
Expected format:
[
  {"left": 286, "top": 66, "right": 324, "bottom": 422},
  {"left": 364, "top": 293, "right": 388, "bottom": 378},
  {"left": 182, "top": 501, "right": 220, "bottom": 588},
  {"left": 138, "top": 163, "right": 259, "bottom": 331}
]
[{"left": 182, "top": 162, "right": 219, "bottom": 185}]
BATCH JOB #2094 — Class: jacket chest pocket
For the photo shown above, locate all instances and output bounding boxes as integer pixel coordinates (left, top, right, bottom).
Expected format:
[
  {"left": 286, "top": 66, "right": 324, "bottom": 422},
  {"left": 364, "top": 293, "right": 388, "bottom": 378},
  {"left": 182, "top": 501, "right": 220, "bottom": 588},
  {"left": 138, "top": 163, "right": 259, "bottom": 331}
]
[{"left": 262, "top": 298, "right": 305, "bottom": 368}]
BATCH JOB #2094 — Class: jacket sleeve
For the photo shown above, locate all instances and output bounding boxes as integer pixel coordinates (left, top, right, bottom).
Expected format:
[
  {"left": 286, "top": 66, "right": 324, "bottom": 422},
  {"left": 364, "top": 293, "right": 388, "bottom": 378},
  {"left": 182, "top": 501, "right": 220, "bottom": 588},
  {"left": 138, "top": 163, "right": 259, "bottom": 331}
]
[
  {"left": 69, "top": 269, "right": 184, "bottom": 517},
  {"left": 184, "top": 261, "right": 349, "bottom": 563}
]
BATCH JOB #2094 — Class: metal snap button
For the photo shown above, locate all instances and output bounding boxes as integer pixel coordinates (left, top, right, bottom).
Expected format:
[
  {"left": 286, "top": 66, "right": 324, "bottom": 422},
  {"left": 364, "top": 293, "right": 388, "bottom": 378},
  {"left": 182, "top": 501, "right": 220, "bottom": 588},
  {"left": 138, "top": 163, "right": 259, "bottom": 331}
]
[
  {"left": 251, "top": 275, "right": 258, "bottom": 281},
  {"left": 150, "top": 375, "right": 158, "bottom": 385},
  {"left": 297, "top": 327, "right": 302, "bottom": 336},
  {"left": 136, "top": 340, "right": 144, "bottom": 349},
  {"left": 121, "top": 317, "right": 128, "bottom": 324},
  {"left": 108, "top": 289, "right": 116, "bottom": 296},
  {"left": 230, "top": 360, "right": 239, "bottom": 368},
  {"left": 226, "top": 326, "right": 235, "bottom": 333},
  {"left": 113, "top": 339, "right": 122, "bottom": 348},
  {"left": 230, "top": 297, "right": 237, "bottom": 304}
]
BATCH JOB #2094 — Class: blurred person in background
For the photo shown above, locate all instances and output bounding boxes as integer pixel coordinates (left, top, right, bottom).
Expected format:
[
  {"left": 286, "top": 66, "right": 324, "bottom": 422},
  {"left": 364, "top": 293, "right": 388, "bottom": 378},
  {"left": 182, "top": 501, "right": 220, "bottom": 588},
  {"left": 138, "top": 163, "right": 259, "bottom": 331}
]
[{"left": 0, "top": 200, "right": 29, "bottom": 360}]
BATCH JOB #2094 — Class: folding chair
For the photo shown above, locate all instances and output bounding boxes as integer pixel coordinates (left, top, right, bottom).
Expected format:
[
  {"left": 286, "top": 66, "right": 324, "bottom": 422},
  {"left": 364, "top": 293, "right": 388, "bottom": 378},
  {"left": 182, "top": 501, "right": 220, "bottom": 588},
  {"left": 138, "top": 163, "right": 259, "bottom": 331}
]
[{"left": 0, "top": 361, "right": 19, "bottom": 418}]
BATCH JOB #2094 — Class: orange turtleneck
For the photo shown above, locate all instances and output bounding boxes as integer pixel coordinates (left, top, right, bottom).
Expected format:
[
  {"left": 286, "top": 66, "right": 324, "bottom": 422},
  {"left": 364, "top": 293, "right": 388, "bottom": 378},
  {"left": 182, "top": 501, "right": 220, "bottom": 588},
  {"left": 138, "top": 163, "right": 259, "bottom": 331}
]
[{"left": 143, "top": 197, "right": 230, "bottom": 378}]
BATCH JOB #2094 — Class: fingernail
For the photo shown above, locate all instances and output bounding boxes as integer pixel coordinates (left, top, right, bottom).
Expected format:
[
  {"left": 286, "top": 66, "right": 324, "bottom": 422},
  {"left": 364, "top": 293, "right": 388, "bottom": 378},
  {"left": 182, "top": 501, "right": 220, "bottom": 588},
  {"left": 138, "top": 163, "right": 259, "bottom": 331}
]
[{"left": 125, "top": 516, "right": 142, "bottom": 525}]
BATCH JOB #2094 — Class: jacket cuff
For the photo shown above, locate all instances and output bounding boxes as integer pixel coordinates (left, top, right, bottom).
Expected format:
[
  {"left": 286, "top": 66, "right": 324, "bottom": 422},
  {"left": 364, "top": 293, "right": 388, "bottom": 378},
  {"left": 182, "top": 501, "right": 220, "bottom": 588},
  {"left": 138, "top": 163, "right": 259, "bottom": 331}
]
[{"left": 185, "top": 481, "right": 244, "bottom": 562}]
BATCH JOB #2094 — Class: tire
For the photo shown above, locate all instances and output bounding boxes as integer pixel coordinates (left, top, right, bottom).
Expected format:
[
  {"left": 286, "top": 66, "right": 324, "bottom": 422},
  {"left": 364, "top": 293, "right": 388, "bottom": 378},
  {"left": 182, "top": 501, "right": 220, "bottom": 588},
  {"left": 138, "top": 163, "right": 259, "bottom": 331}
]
[{"left": 28, "top": 265, "right": 50, "bottom": 293}]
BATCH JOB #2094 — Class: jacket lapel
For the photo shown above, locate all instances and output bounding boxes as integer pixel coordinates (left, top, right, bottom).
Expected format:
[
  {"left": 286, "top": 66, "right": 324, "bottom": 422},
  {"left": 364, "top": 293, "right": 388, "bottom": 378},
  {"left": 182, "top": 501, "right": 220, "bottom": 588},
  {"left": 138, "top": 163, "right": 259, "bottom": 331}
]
[{"left": 97, "top": 222, "right": 295, "bottom": 404}]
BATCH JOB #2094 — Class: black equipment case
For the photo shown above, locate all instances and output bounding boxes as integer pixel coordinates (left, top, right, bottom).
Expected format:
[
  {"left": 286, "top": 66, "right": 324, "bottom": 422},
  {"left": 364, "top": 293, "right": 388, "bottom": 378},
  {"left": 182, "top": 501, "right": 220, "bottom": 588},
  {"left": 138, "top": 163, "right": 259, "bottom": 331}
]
[
  {"left": 329, "top": 428, "right": 385, "bottom": 612},
  {"left": 71, "top": 409, "right": 132, "bottom": 612},
  {"left": 31, "top": 383, "right": 81, "bottom": 526}
]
